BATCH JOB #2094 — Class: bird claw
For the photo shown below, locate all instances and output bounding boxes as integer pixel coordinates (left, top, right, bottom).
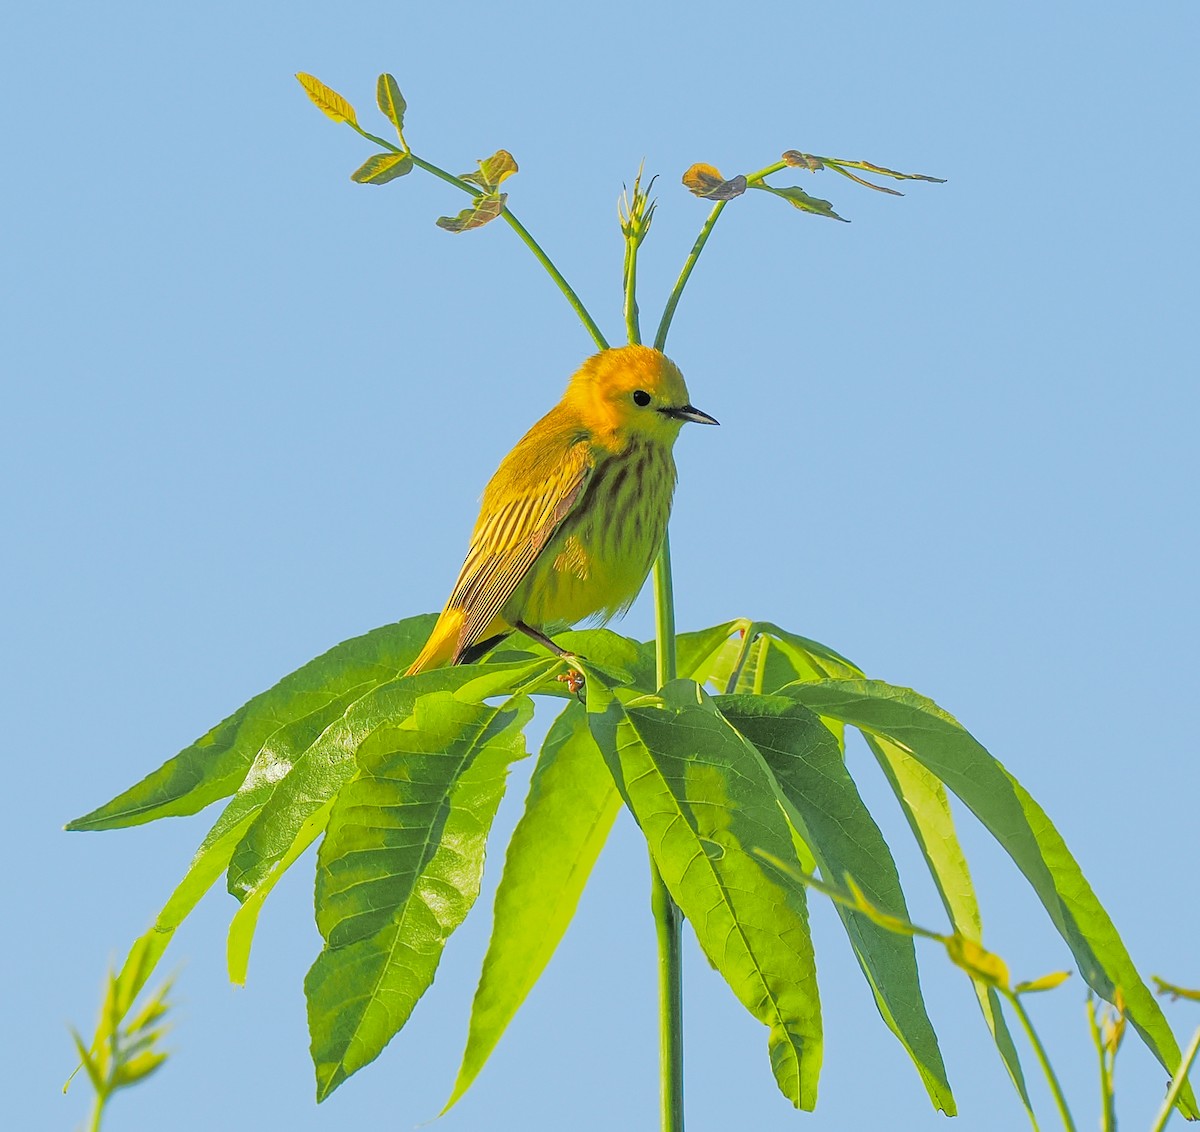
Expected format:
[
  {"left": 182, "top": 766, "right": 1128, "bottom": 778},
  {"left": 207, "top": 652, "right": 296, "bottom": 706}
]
[{"left": 556, "top": 668, "right": 587, "bottom": 699}]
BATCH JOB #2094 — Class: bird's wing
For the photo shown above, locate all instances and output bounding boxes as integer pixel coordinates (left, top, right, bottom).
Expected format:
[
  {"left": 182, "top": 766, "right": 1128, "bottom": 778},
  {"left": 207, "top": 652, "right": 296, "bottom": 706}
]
[{"left": 445, "top": 437, "right": 593, "bottom": 657}]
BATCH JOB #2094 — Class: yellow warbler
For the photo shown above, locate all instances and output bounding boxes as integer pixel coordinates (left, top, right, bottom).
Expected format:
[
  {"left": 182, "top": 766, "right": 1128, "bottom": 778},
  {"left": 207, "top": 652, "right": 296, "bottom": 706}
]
[{"left": 407, "top": 344, "right": 717, "bottom": 674}]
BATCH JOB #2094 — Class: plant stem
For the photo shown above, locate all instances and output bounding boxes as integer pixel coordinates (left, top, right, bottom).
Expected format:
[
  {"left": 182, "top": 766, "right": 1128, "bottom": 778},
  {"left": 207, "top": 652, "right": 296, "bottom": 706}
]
[
  {"left": 653, "top": 200, "right": 725, "bottom": 351},
  {"left": 623, "top": 225, "right": 642, "bottom": 345},
  {"left": 650, "top": 855, "right": 685, "bottom": 1132},
  {"left": 1150, "top": 1025, "right": 1200, "bottom": 1132},
  {"left": 649, "top": 423, "right": 683, "bottom": 1132},
  {"left": 350, "top": 124, "right": 609, "bottom": 351},
  {"left": 653, "top": 160, "right": 787, "bottom": 351},
  {"left": 651, "top": 537, "right": 678, "bottom": 686},
  {"left": 1008, "top": 993, "right": 1077, "bottom": 1132}
]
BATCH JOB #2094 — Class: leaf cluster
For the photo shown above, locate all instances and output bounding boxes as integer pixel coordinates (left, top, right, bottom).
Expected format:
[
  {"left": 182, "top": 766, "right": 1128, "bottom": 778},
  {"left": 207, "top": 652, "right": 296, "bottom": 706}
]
[
  {"left": 67, "top": 615, "right": 1197, "bottom": 1122},
  {"left": 67, "top": 946, "right": 174, "bottom": 1132}
]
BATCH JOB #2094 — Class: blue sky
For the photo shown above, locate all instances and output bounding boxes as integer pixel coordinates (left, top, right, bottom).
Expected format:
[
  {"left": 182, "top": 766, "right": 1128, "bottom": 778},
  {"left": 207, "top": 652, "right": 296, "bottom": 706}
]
[{"left": 5, "top": 2, "right": 1199, "bottom": 1129}]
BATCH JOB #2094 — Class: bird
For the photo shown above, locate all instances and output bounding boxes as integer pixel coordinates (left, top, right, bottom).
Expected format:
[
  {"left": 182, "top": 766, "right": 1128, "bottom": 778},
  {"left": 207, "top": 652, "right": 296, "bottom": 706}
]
[{"left": 406, "top": 344, "right": 718, "bottom": 675}]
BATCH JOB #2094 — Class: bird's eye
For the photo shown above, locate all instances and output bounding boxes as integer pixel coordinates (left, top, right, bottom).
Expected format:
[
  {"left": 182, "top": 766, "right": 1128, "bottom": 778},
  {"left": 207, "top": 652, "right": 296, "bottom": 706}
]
[{"left": 632, "top": 389, "right": 652, "bottom": 407}]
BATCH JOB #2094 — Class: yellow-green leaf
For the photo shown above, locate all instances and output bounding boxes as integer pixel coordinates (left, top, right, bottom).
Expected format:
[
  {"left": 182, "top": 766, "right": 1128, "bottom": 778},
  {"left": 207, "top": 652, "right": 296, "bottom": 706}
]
[
  {"left": 945, "top": 935, "right": 1010, "bottom": 991},
  {"left": 436, "top": 193, "right": 507, "bottom": 233},
  {"left": 350, "top": 152, "right": 414, "bottom": 185},
  {"left": 1154, "top": 977, "right": 1200, "bottom": 1003},
  {"left": 295, "top": 73, "right": 358, "bottom": 126},
  {"left": 682, "top": 163, "right": 747, "bottom": 201},
  {"left": 460, "top": 149, "right": 518, "bottom": 190},
  {"left": 376, "top": 73, "right": 406, "bottom": 133},
  {"left": 1015, "top": 971, "right": 1072, "bottom": 994}
]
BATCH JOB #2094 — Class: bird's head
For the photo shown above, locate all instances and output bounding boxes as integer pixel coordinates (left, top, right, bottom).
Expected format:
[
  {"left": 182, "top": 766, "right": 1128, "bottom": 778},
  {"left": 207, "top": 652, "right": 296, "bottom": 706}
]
[{"left": 565, "top": 344, "right": 718, "bottom": 444}]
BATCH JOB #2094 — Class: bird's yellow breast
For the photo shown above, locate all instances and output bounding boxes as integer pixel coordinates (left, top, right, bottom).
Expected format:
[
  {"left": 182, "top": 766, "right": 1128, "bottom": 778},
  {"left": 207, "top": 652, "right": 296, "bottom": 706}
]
[{"left": 504, "top": 436, "right": 677, "bottom": 630}]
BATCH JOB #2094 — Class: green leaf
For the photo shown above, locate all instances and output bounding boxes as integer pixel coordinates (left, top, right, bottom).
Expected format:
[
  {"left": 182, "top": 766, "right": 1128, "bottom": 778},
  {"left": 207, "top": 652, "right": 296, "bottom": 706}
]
[
  {"left": 70, "top": 1028, "right": 104, "bottom": 1094},
  {"left": 305, "top": 690, "right": 533, "bottom": 1101},
  {"left": 783, "top": 678, "right": 1199, "bottom": 1118},
  {"left": 226, "top": 658, "right": 556, "bottom": 983},
  {"left": 484, "top": 628, "right": 656, "bottom": 692},
  {"left": 675, "top": 620, "right": 742, "bottom": 684},
  {"left": 112, "top": 1050, "right": 169, "bottom": 1088},
  {"left": 720, "top": 694, "right": 955, "bottom": 1114},
  {"left": 820, "top": 155, "right": 946, "bottom": 184},
  {"left": 751, "top": 183, "right": 848, "bottom": 222},
  {"left": 436, "top": 192, "right": 507, "bottom": 233},
  {"left": 679, "top": 619, "right": 863, "bottom": 698},
  {"left": 867, "top": 733, "right": 1033, "bottom": 1114},
  {"left": 113, "top": 797, "right": 261, "bottom": 1008},
  {"left": 588, "top": 679, "right": 822, "bottom": 1110},
  {"left": 460, "top": 149, "right": 518, "bottom": 190},
  {"left": 681, "top": 162, "right": 747, "bottom": 200},
  {"left": 67, "top": 615, "right": 437, "bottom": 831},
  {"left": 225, "top": 658, "right": 553, "bottom": 902},
  {"left": 375, "top": 73, "right": 406, "bottom": 133},
  {"left": 225, "top": 659, "right": 557, "bottom": 981},
  {"left": 226, "top": 797, "right": 331, "bottom": 985},
  {"left": 351, "top": 152, "right": 413, "bottom": 185},
  {"left": 753, "top": 621, "right": 864, "bottom": 682},
  {"left": 446, "top": 701, "right": 621, "bottom": 1111},
  {"left": 296, "top": 72, "right": 358, "bottom": 125}
]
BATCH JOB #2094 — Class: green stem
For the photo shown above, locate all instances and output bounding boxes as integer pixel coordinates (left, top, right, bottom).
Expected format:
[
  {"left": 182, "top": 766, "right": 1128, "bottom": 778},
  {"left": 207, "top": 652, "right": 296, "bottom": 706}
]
[
  {"left": 653, "top": 161, "right": 787, "bottom": 351},
  {"left": 653, "top": 200, "right": 725, "bottom": 351},
  {"left": 87, "top": 1092, "right": 105, "bottom": 1132},
  {"left": 650, "top": 855, "right": 685, "bottom": 1132},
  {"left": 1086, "top": 997, "right": 1116, "bottom": 1132},
  {"left": 1008, "top": 993, "right": 1077, "bottom": 1132},
  {"left": 350, "top": 124, "right": 609, "bottom": 351},
  {"left": 500, "top": 207, "right": 609, "bottom": 350},
  {"left": 1150, "top": 1025, "right": 1200, "bottom": 1132},
  {"left": 652, "top": 537, "right": 678, "bottom": 686},
  {"left": 723, "top": 623, "right": 760, "bottom": 695},
  {"left": 624, "top": 234, "right": 642, "bottom": 345}
]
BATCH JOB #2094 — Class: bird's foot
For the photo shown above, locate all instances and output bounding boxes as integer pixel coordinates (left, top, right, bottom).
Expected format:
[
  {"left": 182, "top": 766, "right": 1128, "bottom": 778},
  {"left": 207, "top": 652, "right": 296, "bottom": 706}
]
[{"left": 556, "top": 668, "right": 587, "bottom": 700}]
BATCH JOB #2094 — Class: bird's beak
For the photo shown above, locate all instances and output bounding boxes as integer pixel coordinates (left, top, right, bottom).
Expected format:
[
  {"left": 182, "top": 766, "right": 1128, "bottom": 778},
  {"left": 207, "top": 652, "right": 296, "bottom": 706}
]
[{"left": 662, "top": 404, "right": 720, "bottom": 426}]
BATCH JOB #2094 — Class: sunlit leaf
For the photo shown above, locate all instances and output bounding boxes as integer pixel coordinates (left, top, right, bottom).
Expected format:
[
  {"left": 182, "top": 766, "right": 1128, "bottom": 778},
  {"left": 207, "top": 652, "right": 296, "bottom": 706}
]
[
  {"left": 752, "top": 183, "right": 847, "bottom": 222},
  {"left": 376, "top": 73, "right": 406, "bottom": 133},
  {"left": 446, "top": 701, "right": 621, "bottom": 1111},
  {"left": 945, "top": 935, "right": 1010, "bottom": 991},
  {"left": 588, "top": 678, "right": 822, "bottom": 1110},
  {"left": 720, "top": 693, "right": 955, "bottom": 1113},
  {"left": 351, "top": 152, "right": 413, "bottom": 185},
  {"left": 296, "top": 72, "right": 358, "bottom": 125},
  {"left": 67, "top": 615, "right": 437, "bottom": 831},
  {"left": 306, "top": 691, "right": 533, "bottom": 1101},
  {"left": 682, "top": 163, "right": 747, "bottom": 200},
  {"left": 225, "top": 659, "right": 556, "bottom": 976},
  {"left": 436, "top": 192, "right": 507, "bottom": 232},
  {"left": 782, "top": 677, "right": 1199, "bottom": 1118},
  {"left": 1016, "top": 971, "right": 1072, "bottom": 994},
  {"left": 69, "top": 1028, "right": 103, "bottom": 1093},
  {"left": 867, "top": 734, "right": 1032, "bottom": 1113},
  {"left": 112, "top": 1050, "right": 169, "bottom": 1088},
  {"left": 460, "top": 149, "right": 518, "bottom": 190}
]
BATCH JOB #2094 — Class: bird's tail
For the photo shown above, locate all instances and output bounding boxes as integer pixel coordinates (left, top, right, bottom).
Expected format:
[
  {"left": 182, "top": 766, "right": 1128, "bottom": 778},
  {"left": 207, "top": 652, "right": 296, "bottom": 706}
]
[{"left": 406, "top": 607, "right": 467, "bottom": 675}]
